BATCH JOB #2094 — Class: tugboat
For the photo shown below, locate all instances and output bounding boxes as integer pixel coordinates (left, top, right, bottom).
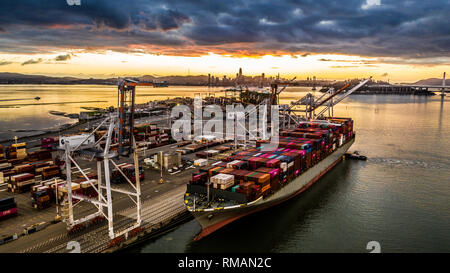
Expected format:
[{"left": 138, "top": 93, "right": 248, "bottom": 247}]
[{"left": 344, "top": 151, "right": 367, "bottom": 161}]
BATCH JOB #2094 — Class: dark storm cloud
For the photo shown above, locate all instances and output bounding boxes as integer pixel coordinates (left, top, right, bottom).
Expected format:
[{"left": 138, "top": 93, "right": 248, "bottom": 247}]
[
  {"left": 54, "top": 54, "right": 71, "bottom": 61},
  {"left": 0, "top": 0, "right": 449, "bottom": 63},
  {"left": 0, "top": 60, "right": 12, "bottom": 66},
  {"left": 21, "top": 58, "right": 43, "bottom": 65}
]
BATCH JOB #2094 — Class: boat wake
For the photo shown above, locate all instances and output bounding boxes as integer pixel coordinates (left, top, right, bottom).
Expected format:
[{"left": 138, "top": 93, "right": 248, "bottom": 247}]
[{"left": 369, "top": 157, "right": 448, "bottom": 170}]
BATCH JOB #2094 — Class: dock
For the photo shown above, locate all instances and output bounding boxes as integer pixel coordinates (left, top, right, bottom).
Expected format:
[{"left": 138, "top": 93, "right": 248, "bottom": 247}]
[
  {"left": 0, "top": 116, "right": 236, "bottom": 253},
  {"left": 0, "top": 185, "right": 190, "bottom": 253}
]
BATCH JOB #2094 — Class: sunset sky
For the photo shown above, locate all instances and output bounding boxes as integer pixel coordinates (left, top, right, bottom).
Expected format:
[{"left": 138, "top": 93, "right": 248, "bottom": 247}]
[{"left": 0, "top": 0, "right": 449, "bottom": 83}]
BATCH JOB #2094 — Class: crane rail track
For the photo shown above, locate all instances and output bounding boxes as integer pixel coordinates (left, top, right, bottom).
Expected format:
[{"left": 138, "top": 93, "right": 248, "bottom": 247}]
[{"left": 19, "top": 187, "right": 187, "bottom": 253}]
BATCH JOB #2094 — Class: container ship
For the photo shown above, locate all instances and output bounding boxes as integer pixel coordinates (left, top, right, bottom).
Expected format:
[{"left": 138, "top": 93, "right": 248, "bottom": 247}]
[{"left": 184, "top": 117, "right": 355, "bottom": 240}]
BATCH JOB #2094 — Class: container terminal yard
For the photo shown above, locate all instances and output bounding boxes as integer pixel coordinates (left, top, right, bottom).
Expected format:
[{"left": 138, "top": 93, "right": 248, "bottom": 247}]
[{"left": 0, "top": 76, "right": 376, "bottom": 253}]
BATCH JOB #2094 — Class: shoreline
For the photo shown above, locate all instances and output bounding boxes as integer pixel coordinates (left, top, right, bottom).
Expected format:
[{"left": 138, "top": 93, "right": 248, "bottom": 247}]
[{"left": 0, "top": 119, "right": 87, "bottom": 146}]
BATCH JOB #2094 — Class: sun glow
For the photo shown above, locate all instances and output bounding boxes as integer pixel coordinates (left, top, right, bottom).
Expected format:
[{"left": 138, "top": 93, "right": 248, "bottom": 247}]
[{"left": 0, "top": 51, "right": 448, "bottom": 83}]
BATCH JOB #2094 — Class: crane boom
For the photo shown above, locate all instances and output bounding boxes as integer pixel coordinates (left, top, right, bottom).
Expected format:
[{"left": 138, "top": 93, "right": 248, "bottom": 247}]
[{"left": 315, "top": 78, "right": 371, "bottom": 117}]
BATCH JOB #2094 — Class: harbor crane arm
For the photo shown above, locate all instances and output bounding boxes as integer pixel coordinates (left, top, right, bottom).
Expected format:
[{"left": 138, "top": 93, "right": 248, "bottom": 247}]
[
  {"left": 315, "top": 77, "right": 371, "bottom": 117},
  {"left": 270, "top": 77, "right": 297, "bottom": 104},
  {"left": 310, "top": 83, "right": 351, "bottom": 111}
]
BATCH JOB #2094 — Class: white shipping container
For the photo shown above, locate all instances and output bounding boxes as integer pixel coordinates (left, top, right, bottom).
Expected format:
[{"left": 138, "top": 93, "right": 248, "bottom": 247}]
[
  {"left": 211, "top": 174, "right": 234, "bottom": 186},
  {"left": 211, "top": 161, "right": 222, "bottom": 166},
  {"left": 226, "top": 160, "right": 241, "bottom": 169},
  {"left": 194, "top": 159, "right": 208, "bottom": 167},
  {"left": 37, "top": 186, "right": 49, "bottom": 191},
  {"left": 81, "top": 179, "right": 98, "bottom": 188},
  {"left": 219, "top": 180, "right": 234, "bottom": 190},
  {"left": 339, "top": 135, "right": 344, "bottom": 146},
  {"left": 58, "top": 182, "right": 80, "bottom": 193},
  {"left": 0, "top": 163, "right": 12, "bottom": 169}
]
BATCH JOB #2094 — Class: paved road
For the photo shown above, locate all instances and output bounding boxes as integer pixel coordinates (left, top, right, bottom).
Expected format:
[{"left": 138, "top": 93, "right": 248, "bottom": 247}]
[
  {"left": 0, "top": 183, "right": 188, "bottom": 253},
  {"left": 0, "top": 143, "right": 199, "bottom": 253}
]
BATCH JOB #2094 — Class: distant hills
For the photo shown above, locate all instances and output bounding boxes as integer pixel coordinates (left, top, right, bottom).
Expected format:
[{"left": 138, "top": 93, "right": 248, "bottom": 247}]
[
  {"left": 0, "top": 72, "right": 209, "bottom": 85},
  {"left": 0, "top": 72, "right": 447, "bottom": 86},
  {"left": 0, "top": 72, "right": 117, "bottom": 85},
  {"left": 413, "top": 78, "right": 449, "bottom": 86}
]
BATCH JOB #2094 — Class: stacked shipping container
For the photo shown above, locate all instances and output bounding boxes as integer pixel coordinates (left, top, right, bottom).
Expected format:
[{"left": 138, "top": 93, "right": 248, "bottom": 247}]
[{"left": 188, "top": 119, "right": 354, "bottom": 203}]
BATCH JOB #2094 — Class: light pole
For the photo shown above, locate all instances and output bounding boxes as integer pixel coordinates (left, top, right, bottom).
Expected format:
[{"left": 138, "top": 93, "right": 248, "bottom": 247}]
[
  {"left": 159, "top": 151, "right": 164, "bottom": 184},
  {"left": 54, "top": 177, "right": 61, "bottom": 221}
]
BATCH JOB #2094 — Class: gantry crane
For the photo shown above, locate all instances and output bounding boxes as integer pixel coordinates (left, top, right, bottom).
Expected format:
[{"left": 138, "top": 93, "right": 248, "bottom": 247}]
[
  {"left": 269, "top": 77, "right": 297, "bottom": 105},
  {"left": 117, "top": 79, "right": 154, "bottom": 156},
  {"left": 60, "top": 78, "right": 155, "bottom": 240}
]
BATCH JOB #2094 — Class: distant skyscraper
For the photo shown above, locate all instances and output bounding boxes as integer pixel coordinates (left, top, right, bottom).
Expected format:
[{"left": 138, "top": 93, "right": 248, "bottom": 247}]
[
  {"left": 208, "top": 74, "right": 211, "bottom": 86},
  {"left": 237, "top": 68, "right": 243, "bottom": 85}
]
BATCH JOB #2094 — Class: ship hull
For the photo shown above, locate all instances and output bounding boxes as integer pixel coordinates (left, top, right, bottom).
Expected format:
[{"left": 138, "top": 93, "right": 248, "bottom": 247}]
[{"left": 191, "top": 137, "right": 355, "bottom": 241}]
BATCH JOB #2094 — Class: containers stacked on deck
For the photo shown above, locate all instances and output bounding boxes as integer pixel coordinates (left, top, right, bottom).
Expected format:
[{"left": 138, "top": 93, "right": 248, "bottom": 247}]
[
  {"left": 189, "top": 119, "right": 354, "bottom": 203},
  {"left": 211, "top": 174, "right": 234, "bottom": 189}
]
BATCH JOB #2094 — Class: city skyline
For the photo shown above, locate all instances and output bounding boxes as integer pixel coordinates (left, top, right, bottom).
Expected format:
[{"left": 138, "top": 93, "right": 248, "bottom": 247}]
[{"left": 0, "top": 0, "right": 449, "bottom": 82}]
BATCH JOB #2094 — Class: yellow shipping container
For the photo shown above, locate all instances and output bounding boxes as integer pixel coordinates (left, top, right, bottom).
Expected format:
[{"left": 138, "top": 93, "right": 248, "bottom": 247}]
[{"left": 12, "top": 142, "right": 27, "bottom": 149}]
